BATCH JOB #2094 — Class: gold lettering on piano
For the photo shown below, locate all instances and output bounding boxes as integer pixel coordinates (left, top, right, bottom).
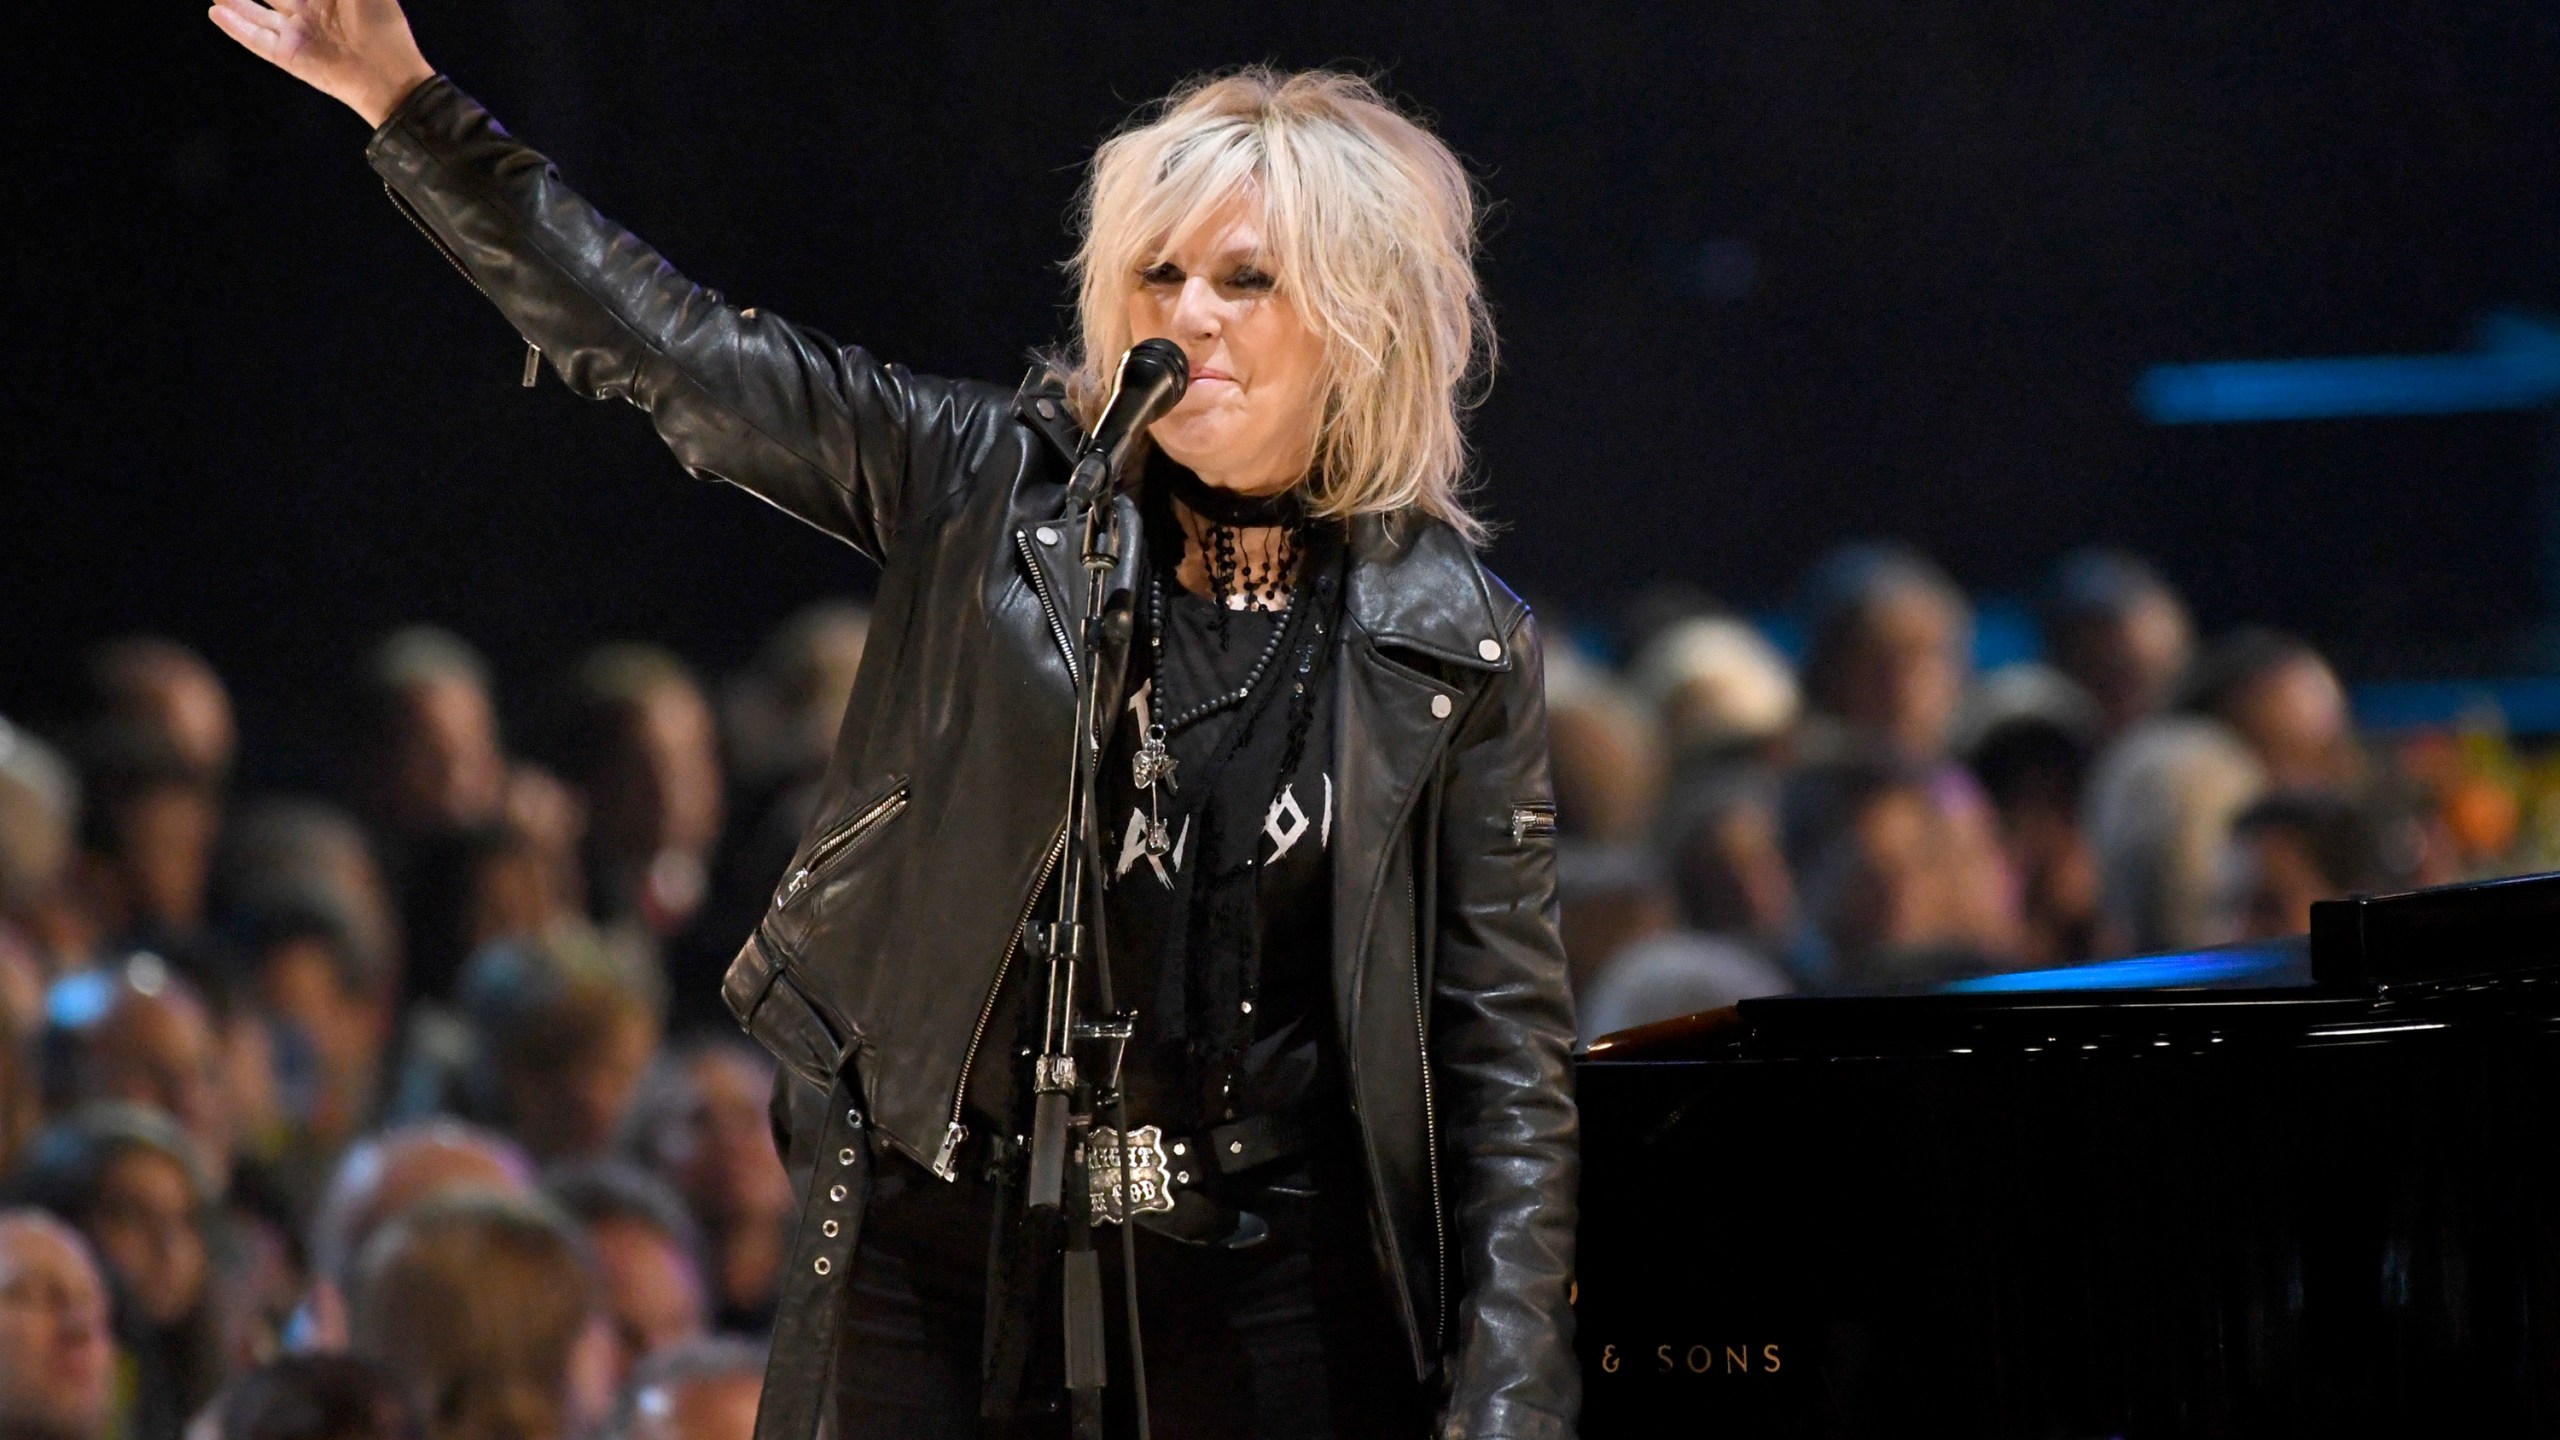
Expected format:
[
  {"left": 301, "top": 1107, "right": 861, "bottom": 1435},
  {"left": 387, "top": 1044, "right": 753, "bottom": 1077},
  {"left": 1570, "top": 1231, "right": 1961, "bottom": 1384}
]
[{"left": 1603, "top": 1341, "right": 1783, "bottom": 1378}]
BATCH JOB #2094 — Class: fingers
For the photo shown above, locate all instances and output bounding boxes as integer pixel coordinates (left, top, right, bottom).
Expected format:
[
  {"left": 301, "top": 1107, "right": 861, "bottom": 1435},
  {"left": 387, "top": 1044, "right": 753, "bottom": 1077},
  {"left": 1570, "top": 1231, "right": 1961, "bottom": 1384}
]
[
  {"left": 208, "top": 0, "right": 285, "bottom": 46},
  {"left": 207, "top": 4, "right": 280, "bottom": 56}
]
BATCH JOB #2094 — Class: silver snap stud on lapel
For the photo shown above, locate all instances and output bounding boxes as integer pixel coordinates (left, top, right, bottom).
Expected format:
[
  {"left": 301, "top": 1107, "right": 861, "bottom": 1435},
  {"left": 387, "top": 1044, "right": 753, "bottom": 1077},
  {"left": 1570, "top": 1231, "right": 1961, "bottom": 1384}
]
[
  {"left": 814, "top": 1257, "right": 832, "bottom": 1276},
  {"left": 838, "top": 1147, "right": 856, "bottom": 1166},
  {"left": 829, "top": 1184, "right": 847, "bottom": 1203},
  {"left": 1478, "top": 638, "right": 1502, "bottom": 661},
  {"left": 822, "top": 1219, "right": 839, "bottom": 1237},
  {"left": 1036, "top": 398, "right": 1056, "bottom": 419},
  {"left": 1035, "top": 526, "right": 1059, "bottom": 546},
  {"left": 1431, "top": 694, "right": 1454, "bottom": 719},
  {"left": 846, "top": 1109, "right": 861, "bottom": 1125}
]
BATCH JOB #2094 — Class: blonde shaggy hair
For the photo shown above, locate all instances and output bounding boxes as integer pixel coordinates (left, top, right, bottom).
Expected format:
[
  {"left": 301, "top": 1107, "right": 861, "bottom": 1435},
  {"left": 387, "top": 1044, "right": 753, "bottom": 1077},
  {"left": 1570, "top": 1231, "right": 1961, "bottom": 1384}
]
[{"left": 1064, "top": 68, "right": 1494, "bottom": 545}]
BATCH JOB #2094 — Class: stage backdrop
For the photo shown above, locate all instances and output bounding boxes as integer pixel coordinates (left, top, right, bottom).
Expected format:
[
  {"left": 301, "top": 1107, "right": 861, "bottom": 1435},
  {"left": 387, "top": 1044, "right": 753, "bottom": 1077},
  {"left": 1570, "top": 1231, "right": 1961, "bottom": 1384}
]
[{"left": 12, "top": 1, "right": 2559, "bottom": 785}]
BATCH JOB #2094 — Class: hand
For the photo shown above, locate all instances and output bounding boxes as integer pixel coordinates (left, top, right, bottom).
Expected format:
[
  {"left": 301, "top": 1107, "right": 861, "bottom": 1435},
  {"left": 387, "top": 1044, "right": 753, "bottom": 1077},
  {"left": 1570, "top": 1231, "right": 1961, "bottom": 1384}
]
[{"left": 207, "top": 0, "right": 436, "bottom": 128}]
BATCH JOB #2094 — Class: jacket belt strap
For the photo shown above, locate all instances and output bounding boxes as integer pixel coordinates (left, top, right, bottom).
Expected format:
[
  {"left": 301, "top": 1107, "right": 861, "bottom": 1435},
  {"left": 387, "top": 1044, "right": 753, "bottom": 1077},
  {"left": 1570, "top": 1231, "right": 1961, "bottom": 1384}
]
[{"left": 751, "top": 1070, "right": 870, "bottom": 1440}]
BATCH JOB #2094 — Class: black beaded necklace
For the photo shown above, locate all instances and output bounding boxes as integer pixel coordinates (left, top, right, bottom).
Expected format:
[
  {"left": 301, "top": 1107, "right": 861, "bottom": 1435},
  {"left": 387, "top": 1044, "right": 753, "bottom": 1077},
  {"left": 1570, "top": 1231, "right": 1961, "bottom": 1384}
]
[{"left": 1129, "top": 478, "right": 1310, "bottom": 858}]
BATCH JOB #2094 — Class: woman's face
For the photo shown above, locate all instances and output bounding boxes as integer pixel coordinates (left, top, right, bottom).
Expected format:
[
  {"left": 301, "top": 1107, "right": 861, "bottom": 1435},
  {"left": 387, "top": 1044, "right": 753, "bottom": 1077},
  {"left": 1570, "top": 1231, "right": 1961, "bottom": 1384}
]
[
  {"left": 1125, "top": 196, "right": 1328, "bottom": 496},
  {"left": 84, "top": 1148, "right": 207, "bottom": 1328}
]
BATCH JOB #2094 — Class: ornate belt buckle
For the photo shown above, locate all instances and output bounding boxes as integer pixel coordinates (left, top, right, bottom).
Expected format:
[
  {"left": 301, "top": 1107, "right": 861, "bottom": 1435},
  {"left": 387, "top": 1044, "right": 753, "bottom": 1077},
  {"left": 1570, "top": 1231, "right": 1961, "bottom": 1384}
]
[{"left": 1086, "top": 1124, "right": 1177, "bottom": 1225}]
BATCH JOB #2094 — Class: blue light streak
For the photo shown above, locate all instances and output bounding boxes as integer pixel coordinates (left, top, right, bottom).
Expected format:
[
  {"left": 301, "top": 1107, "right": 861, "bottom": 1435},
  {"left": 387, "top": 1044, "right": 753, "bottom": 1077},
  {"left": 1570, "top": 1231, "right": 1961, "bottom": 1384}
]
[{"left": 2138, "top": 312, "right": 2560, "bottom": 425}]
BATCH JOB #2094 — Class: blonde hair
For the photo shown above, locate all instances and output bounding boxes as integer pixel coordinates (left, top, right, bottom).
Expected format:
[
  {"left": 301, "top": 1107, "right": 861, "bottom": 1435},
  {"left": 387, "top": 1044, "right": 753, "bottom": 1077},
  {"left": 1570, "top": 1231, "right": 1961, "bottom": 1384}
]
[
  {"left": 351, "top": 1195, "right": 599, "bottom": 1440},
  {"left": 1065, "top": 68, "right": 1494, "bottom": 545}
]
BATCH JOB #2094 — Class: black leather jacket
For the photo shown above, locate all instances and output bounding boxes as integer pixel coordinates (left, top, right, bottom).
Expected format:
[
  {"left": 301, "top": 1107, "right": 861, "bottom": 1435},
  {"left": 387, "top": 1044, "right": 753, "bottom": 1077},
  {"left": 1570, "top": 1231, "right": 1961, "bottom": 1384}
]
[{"left": 366, "top": 76, "right": 1579, "bottom": 1440}]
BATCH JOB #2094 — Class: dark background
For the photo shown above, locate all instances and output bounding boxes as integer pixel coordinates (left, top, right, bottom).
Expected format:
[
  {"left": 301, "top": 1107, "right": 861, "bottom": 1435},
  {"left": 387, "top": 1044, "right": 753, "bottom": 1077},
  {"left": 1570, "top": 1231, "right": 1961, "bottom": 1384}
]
[{"left": 12, "top": 2, "right": 2559, "bottom": 790}]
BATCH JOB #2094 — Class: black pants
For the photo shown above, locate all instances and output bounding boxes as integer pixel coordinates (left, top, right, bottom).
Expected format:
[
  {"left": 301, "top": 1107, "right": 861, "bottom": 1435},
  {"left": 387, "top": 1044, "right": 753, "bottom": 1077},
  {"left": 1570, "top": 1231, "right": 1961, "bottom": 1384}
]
[{"left": 825, "top": 1150, "right": 1434, "bottom": 1440}]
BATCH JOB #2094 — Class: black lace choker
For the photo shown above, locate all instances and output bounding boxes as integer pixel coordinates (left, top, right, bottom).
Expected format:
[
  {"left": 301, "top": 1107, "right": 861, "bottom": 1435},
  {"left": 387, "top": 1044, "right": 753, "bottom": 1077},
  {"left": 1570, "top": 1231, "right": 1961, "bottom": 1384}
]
[{"left": 1164, "top": 462, "right": 1307, "bottom": 529}]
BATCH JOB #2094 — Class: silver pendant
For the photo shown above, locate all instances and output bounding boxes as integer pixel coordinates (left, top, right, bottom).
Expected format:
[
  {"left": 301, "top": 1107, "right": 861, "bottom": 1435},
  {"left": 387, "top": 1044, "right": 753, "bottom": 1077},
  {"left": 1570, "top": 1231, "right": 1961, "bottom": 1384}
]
[
  {"left": 1143, "top": 815, "right": 1173, "bottom": 858},
  {"left": 1132, "top": 733, "right": 1177, "bottom": 791}
]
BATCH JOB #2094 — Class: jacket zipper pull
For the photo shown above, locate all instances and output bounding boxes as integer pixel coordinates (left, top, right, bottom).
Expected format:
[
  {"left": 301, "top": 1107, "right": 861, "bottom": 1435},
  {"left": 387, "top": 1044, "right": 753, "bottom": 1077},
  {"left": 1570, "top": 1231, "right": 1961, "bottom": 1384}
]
[
  {"left": 522, "top": 341, "right": 542, "bottom": 388},
  {"left": 931, "top": 1122, "right": 969, "bottom": 1181}
]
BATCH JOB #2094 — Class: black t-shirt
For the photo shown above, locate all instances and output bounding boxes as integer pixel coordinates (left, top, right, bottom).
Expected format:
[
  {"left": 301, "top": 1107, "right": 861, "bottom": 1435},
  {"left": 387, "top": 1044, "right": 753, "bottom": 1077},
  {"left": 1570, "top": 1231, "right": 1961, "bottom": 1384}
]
[
  {"left": 962, "top": 550, "right": 1342, "bottom": 1143},
  {"left": 1100, "top": 578, "right": 1339, "bottom": 1131}
]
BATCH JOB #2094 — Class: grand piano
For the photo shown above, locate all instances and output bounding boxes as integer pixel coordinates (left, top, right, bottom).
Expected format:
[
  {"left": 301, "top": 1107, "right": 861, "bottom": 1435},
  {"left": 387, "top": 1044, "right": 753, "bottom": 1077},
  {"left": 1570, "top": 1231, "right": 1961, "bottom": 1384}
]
[{"left": 1574, "top": 872, "right": 2560, "bottom": 1437}]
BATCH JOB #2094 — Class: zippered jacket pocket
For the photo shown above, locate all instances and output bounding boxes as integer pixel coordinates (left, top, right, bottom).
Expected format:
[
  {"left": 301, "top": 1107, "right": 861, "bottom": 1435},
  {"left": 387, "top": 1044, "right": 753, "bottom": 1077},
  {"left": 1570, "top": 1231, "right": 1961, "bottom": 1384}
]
[{"left": 778, "top": 778, "right": 910, "bottom": 910}]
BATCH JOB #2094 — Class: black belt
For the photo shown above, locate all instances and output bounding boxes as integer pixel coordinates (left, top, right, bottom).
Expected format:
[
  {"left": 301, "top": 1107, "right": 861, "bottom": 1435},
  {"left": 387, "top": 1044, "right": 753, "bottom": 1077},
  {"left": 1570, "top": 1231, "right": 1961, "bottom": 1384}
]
[
  {"left": 975, "top": 1106, "right": 1323, "bottom": 1423},
  {"left": 751, "top": 1069, "right": 870, "bottom": 1440}
]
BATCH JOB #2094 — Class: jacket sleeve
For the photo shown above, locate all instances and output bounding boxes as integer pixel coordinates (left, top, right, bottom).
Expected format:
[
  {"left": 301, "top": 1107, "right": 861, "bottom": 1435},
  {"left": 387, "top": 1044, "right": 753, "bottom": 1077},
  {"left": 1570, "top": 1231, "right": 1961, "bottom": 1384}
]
[
  {"left": 363, "top": 76, "right": 975, "bottom": 564},
  {"left": 1429, "top": 608, "right": 1581, "bottom": 1440}
]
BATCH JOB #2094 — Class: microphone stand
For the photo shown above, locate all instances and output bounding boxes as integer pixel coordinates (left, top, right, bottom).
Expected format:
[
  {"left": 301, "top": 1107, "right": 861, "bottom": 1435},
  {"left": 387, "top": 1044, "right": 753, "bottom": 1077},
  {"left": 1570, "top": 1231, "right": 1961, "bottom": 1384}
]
[{"left": 1025, "top": 457, "right": 1151, "bottom": 1440}]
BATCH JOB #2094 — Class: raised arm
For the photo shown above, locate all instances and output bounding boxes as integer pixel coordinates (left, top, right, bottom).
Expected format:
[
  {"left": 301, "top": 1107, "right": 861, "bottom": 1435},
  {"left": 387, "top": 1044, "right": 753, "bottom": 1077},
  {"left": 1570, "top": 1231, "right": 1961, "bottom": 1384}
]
[{"left": 209, "top": 0, "right": 971, "bottom": 562}]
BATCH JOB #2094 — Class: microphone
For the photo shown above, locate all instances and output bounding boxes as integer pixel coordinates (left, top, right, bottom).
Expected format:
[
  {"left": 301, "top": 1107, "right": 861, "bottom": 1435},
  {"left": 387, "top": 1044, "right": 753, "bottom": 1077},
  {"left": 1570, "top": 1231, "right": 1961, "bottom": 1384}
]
[{"left": 1064, "top": 339, "right": 1189, "bottom": 510}]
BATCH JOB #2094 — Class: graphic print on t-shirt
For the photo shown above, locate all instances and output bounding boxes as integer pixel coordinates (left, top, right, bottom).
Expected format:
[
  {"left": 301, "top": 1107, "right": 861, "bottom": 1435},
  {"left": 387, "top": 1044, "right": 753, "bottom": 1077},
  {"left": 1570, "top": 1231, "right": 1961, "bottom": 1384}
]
[{"left": 1111, "top": 680, "right": 1331, "bottom": 887}]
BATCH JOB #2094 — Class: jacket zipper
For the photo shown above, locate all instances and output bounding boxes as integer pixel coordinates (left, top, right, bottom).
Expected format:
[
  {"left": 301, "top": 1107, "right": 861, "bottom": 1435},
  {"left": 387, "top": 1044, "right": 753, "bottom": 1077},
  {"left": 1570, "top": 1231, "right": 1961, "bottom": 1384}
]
[
  {"left": 936, "top": 826, "right": 1069, "bottom": 1180},
  {"left": 1015, "top": 530, "right": 1079, "bottom": 683},
  {"left": 1510, "top": 804, "right": 1558, "bottom": 845},
  {"left": 1411, "top": 871, "right": 1448, "bottom": 1353},
  {"left": 382, "top": 181, "right": 543, "bottom": 386},
  {"left": 782, "top": 785, "right": 909, "bottom": 904}
]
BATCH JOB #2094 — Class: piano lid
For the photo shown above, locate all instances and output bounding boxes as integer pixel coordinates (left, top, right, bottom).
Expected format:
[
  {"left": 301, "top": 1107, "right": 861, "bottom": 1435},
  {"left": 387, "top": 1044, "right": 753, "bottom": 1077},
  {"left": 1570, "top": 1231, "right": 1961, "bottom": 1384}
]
[{"left": 1585, "top": 869, "right": 2560, "bottom": 1064}]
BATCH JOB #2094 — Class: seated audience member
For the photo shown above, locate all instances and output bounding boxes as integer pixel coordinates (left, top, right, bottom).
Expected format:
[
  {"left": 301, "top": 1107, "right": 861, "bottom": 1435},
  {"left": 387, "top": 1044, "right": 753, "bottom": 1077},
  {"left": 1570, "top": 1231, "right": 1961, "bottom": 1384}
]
[
  {"left": 300, "top": 1121, "right": 535, "bottom": 1351},
  {"left": 2, "top": 723, "right": 79, "bottom": 1175},
  {"left": 348, "top": 1196, "right": 613, "bottom": 1440},
  {"left": 1787, "top": 756, "right": 2021, "bottom": 987},
  {"left": 72, "top": 736, "right": 221, "bottom": 969},
  {"left": 357, "top": 630, "right": 509, "bottom": 849},
  {"left": 210, "top": 1355, "right": 418, "bottom": 1440},
  {"left": 1, "top": 718, "right": 90, "bottom": 986},
  {"left": 353, "top": 629, "right": 511, "bottom": 1004},
  {"left": 0, "top": 1209, "right": 116, "bottom": 1440},
  {"left": 43, "top": 958, "right": 235, "bottom": 1189},
  {"left": 608, "top": 1339, "right": 764, "bottom": 1440},
  {"left": 2219, "top": 793, "right": 2417, "bottom": 941},
  {"left": 2084, "top": 715, "right": 2268, "bottom": 955},
  {"left": 1626, "top": 614, "right": 1801, "bottom": 773},
  {"left": 395, "top": 822, "right": 581, "bottom": 1024},
  {"left": 2175, "top": 628, "right": 2362, "bottom": 794},
  {"left": 9, "top": 1106, "right": 226, "bottom": 1440},
  {"left": 1960, "top": 668, "right": 2103, "bottom": 967},
  {"left": 1656, "top": 765, "right": 1796, "bottom": 950},
  {"left": 456, "top": 935, "right": 662, "bottom": 1163},
  {"left": 621, "top": 1042, "right": 790, "bottom": 1334},
  {"left": 1540, "top": 647, "right": 1665, "bottom": 845},
  {"left": 554, "top": 647, "right": 724, "bottom": 946},
  {"left": 213, "top": 803, "right": 403, "bottom": 1022},
  {"left": 221, "top": 896, "right": 394, "bottom": 1197},
  {"left": 1799, "top": 543, "right": 1972, "bottom": 766},
  {"left": 78, "top": 641, "right": 237, "bottom": 793},
  {"left": 542, "top": 1162, "right": 709, "bottom": 1381},
  {"left": 2041, "top": 550, "right": 2194, "bottom": 743}
]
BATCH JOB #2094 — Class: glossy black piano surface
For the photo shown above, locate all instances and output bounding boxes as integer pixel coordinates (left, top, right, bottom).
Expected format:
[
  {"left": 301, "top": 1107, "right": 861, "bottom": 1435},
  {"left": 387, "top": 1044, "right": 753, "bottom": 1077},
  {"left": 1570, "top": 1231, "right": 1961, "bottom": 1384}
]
[{"left": 1573, "top": 873, "right": 2560, "bottom": 1438}]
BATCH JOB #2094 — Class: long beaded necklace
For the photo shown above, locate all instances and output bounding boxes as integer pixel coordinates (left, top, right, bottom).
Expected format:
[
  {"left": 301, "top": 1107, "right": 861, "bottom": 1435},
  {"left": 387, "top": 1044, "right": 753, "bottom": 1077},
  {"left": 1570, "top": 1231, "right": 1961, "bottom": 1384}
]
[{"left": 1131, "top": 476, "right": 1307, "bottom": 858}]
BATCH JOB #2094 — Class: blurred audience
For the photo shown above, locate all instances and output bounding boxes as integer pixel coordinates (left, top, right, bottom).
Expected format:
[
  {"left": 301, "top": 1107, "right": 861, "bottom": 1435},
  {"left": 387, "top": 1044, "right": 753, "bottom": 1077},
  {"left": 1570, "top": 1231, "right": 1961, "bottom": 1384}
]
[
  {"left": 346, "top": 1196, "right": 611, "bottom": 1440},
  {"left": 8, "top": 1106, "right": 223, "bottom": 1440},
  {"left": 450, "top": 935, "right": 661, "bottom": 1165},
  {"left": 2043, "top": 549, "right": 2194, "bottom": 742},
  {"left": 0, "top": 1208, "right": 116, "bottom": 1440},
  {"left": 209, "top": 1354, "right": 419, "bottom": 1440},
  {"left": 619, "top": 1041, "right": 789, "bottom": 1333},
  {"left": 9, "top": 545, "right": 2546, "bottom": 1421},
  {"left": 543, "top": 1161, "right": 709, "bottom": 1384},
  {"left": 606, "top": 1339, "right": 763, "bottom": 1440}
]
